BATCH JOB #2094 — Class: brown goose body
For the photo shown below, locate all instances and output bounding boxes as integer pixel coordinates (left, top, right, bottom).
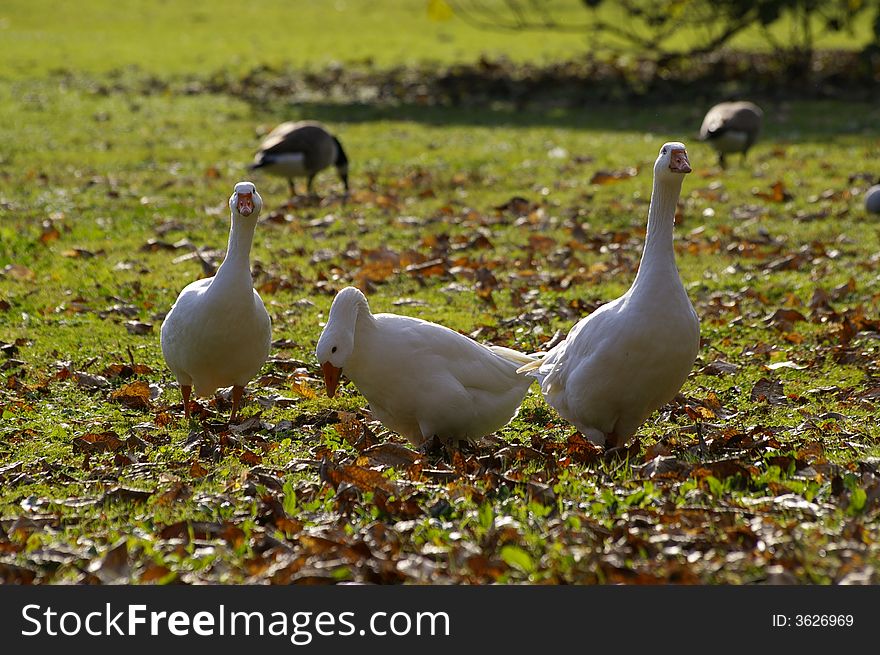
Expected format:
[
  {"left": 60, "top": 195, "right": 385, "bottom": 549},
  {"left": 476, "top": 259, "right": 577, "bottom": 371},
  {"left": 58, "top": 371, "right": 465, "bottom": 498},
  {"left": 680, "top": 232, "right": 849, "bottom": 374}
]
[
  {"left": 250, "top": 120, "right": 349, "bottom": 196},
  {"left": 699, "top": 101, "right": 763, "bottom": 168}
]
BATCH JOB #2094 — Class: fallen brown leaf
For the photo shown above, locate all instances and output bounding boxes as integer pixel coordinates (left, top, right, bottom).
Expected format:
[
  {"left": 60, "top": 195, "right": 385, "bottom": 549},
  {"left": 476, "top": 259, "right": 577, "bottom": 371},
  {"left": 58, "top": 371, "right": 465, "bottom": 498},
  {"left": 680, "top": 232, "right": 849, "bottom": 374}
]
[
  {"left": 72, "top": 431, "right": 124, "bottom": 455},
  {"left": 111, "top": 381, "right": 152, "bottom": 410},
  {"left": 320, "top": 460, "right": 398, "bottom": 494},
  {"left": 590, "top": 167, "right": 638, "bottom": 185},
  {"left": 753, "top": 180, "right": 793, "bottom": 203},
  {"left": 750, "top": 377, "right": 789, "bottom": 406},
  {"left": 87, "top": 538, "right": 130, "bottom": 584}
]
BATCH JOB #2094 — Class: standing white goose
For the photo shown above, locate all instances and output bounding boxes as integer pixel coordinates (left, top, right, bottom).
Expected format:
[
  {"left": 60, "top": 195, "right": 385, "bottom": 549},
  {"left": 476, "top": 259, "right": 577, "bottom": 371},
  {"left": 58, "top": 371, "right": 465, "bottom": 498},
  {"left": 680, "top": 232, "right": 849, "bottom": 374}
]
[
  {"left": 518, "top": 142, "right": 700, "bottom": 448},
  {"left": 315, "top": 286, "right": 537, "bottom": 447},
  {"left": 160, "top": 181, "right": 272, "bottom": 421}
]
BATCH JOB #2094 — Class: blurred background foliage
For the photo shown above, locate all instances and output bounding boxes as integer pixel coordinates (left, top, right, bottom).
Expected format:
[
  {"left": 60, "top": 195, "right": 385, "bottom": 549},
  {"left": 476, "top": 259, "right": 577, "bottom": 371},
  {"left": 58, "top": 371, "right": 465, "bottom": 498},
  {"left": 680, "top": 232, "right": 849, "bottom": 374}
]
[{"left": 442, "top": 0, "right": 880, "bottom": 62}]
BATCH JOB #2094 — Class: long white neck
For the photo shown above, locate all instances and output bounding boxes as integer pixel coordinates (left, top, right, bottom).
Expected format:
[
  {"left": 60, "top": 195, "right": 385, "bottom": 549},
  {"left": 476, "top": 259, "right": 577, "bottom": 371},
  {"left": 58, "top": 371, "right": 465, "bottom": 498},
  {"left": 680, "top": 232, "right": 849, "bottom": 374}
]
[
  {"left": 330, "top": 291, "right": 376, "bottom": 375},
  {"left": 212, "top": 213, "right": 257, "bottom": 289},
  {"left": 630, "top": 173, "right": 684, "bottom": 294},
  {"left": 346, "top": 293, "right": 376, "bottom": 335}
]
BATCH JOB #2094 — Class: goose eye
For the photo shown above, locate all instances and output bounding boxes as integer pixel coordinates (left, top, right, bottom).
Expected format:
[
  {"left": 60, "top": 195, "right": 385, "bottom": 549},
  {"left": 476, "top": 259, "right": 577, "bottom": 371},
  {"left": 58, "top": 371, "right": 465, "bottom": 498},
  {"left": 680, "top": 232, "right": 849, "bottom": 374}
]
[{"left": 331, "top": 346, "right": 337, "bottom": 354}]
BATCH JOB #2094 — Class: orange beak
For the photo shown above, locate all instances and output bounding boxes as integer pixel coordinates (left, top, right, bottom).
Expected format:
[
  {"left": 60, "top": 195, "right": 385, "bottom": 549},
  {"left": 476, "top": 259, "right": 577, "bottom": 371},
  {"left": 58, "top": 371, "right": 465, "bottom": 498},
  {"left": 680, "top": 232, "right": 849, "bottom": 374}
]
[
  {"left": 669, "top": 148, "right": 692, "bottom": 174},
  {"left": 237, "top": 192, "right": 254, "bottom": 216},
  {"left": 321, "top": 361, "right": 342, "bottom": 398}
]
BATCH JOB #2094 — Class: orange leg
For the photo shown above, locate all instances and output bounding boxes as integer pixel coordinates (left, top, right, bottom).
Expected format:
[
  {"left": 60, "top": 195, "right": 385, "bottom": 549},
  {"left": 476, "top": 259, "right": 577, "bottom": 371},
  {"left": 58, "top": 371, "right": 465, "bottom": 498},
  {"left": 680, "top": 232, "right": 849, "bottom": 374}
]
[
  {"left": 230, "top": 385, "right": 244, "bottom": 422},
  {"left": 181, "top": 385, "right": 192, "bottom": 419}
]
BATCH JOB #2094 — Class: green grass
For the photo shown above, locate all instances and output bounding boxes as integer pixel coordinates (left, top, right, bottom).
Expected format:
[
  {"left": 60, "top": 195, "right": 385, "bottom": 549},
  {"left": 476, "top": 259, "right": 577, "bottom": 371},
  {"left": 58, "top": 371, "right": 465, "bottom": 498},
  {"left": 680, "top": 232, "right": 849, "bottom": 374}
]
[
  {"left": 1, "top": 1, "right": 880, "bottom": 585},
  {"left": 2, "top": 0, "right": 876, "bottom": 81},
  {"left": 0, "top": 0, "right": 592, "bottom": 79}
]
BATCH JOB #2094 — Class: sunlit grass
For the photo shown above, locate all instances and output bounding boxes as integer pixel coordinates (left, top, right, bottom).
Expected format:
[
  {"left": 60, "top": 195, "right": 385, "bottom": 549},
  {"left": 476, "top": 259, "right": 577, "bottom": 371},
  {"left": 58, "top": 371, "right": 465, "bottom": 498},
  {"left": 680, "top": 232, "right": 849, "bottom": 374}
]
[
  {"left": 2, "top": 0, "right": 875, "bottom": 81},
  {"left": 1, "top": 0, "right": 880, "bottom": 585}
]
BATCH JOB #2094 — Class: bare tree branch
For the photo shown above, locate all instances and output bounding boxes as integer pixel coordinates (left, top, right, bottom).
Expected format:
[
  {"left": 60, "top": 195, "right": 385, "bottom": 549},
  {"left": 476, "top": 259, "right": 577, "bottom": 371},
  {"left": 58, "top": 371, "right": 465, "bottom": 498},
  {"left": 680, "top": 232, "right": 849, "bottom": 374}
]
[
  {"left": 444, "top": 0, "right": 880, "bottom": 61},
  {"left": 447, "top": 0, "right": 596, "bottom": 32}
]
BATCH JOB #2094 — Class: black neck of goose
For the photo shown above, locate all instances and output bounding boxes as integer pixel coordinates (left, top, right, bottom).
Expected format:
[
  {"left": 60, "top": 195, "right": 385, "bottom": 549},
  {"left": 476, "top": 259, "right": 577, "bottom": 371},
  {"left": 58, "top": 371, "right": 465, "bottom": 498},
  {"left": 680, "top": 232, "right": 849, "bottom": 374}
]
[
  {"left": 333, "top": 137, "right": 350, "bottom": 190},
  {"left": 333, "top": 137, "right": 348, "bottom": 167}
]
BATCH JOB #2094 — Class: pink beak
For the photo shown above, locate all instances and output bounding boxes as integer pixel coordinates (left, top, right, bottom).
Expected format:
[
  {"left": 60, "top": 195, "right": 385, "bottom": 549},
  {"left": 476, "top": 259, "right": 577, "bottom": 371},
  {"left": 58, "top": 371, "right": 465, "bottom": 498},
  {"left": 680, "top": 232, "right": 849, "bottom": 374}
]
[
  {"left": 237, "top": 192, "right": 254, "bottom": 216},
  {"left": 321, "top": 361, "right": 342, "bottom": 398},
  {"left": 669, "top": 149, "right": 692, "bottom": 174}
]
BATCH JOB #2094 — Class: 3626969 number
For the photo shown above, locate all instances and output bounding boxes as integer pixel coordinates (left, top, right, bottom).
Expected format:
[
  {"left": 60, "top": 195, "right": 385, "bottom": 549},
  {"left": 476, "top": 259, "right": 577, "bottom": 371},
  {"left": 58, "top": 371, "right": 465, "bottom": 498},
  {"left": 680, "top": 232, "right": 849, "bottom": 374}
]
[{"left": 795, "top": 614, "right": 854, "bottom": 627}]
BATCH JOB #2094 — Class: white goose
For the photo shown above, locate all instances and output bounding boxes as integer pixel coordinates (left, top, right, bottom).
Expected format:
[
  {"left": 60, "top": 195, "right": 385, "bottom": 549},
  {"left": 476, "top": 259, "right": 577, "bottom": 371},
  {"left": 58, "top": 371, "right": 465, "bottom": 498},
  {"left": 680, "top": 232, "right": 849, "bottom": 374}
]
[
  {"left": 160, "top": 181, "right": 272, "bottom": 421},
  {"left": 315, "top": 286, "right": 537, "bottom": 447},
  {"left": 518, "top": 142, "right": 700, "bottom": 448}
]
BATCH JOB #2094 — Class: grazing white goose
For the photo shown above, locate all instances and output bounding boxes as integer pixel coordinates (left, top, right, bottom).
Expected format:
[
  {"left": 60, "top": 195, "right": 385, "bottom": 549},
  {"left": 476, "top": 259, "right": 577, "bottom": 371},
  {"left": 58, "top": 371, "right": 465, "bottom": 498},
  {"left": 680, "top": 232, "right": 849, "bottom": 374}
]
[
  {"left": 518, "top": 142, "right": 700, "bottom": 448},
  {"left": 699, "top": 101, "right": 763, "bottom": 168},
  {"left": 160, "top": 181, "right": 272, "bottom": 421},
  {"left": 315, "top": 286, "right": 537, "bottom": 447},
  {"left": 250, "top": 120, "right": 349, "bottom": 197}
]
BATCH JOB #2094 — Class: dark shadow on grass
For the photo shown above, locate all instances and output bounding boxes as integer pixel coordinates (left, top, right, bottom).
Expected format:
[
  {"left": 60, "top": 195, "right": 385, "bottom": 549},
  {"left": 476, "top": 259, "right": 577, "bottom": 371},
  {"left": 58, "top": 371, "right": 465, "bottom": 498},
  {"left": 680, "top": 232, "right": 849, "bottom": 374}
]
[
  {"left": 252, "top": 99, "right": 698, "bottom": 132},
  {"left": 212, "top": 49, "right": 880, "bottom": 140},
  {"left": 247, "top": 98, "right": 880, "bottom": 145}
]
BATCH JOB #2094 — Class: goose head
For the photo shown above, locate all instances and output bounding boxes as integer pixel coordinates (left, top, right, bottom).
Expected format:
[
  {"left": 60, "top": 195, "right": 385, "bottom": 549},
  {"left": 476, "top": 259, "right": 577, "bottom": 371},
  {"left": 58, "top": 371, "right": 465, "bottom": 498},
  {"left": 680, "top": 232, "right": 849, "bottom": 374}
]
[
  {"left": 229, "top": 181, "right": 263, "bottom": 218},
  {"left": 654, "top": 142, "right": 692, "bottom": 181},
  {"left": 315, "top": 286, "right": 366, "bottom": 397}
]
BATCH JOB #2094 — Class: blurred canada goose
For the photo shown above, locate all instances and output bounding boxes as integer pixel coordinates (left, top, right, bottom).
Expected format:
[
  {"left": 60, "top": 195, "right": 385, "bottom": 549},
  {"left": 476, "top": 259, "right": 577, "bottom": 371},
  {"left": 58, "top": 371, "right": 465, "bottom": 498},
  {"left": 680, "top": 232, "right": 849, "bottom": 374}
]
[
  {"left": 160, "top": 181, "right": 272, "bottom": 422},
  {"left": 517, "top": 143, "right": 700, "bottom": 449},
  {"left": 250, "top": 120, "right": 349, "bottom": 197},
  {"left": 698, "top": 101, "right": 763, "bottom": 168}
]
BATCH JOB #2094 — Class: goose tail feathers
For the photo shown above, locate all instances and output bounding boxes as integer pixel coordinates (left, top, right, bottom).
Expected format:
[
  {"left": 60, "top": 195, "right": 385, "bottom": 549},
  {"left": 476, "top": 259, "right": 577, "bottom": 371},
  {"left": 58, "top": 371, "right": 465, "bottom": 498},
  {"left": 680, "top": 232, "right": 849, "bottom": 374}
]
[
  {"left": 515, "top": 358, "right": 544, "bottom": 374},
  {"left": 489, "top": 345, "right": 542, "bottom": 367}
]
